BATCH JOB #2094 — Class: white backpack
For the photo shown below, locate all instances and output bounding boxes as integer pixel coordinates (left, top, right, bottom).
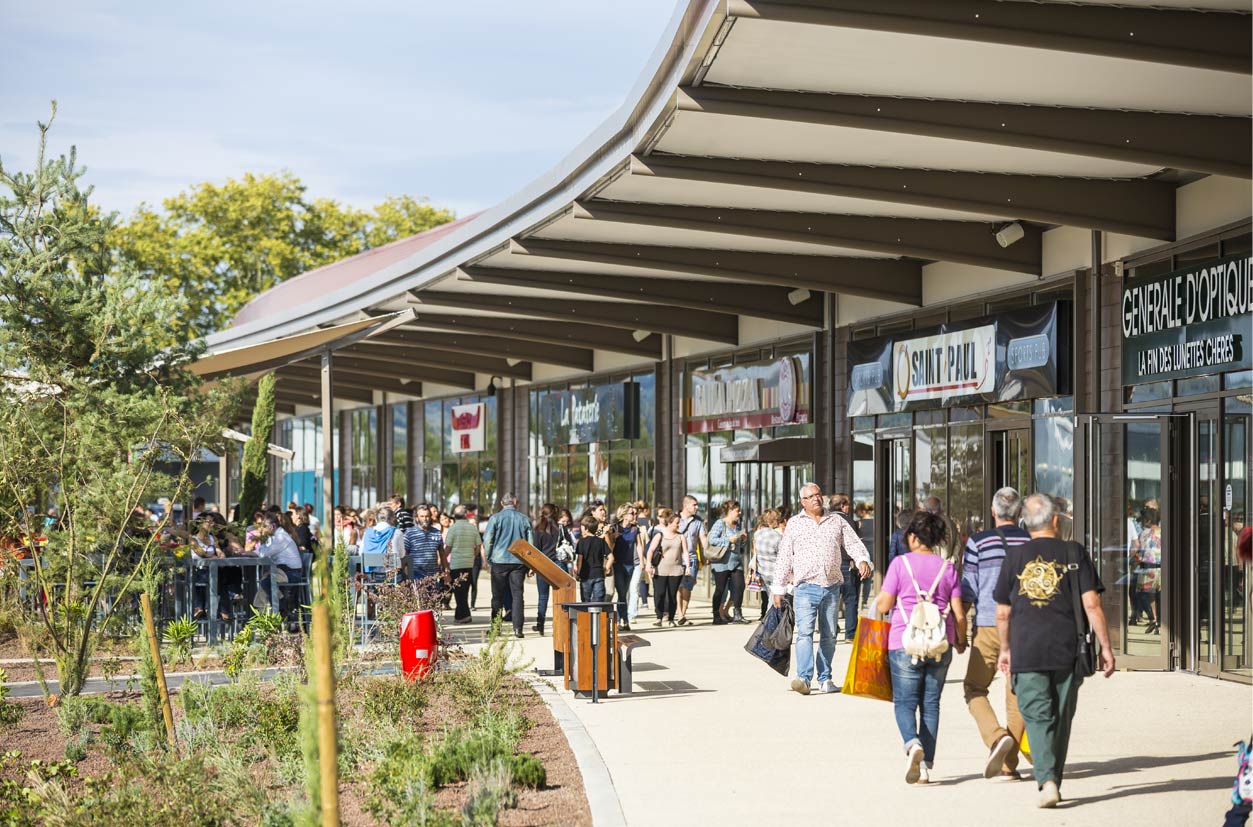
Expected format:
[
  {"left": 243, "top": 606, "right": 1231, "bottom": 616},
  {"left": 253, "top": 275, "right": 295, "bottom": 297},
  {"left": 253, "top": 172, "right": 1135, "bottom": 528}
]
[{"left": 898, "top": 557, "right": 952, "bottom": 664}]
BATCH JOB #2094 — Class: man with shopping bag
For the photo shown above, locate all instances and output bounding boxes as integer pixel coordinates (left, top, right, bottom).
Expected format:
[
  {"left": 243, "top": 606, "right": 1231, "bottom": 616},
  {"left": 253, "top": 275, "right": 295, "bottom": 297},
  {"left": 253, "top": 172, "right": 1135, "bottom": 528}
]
[{"left": 773, "top": 482, "right": 872, "bottom": 695}]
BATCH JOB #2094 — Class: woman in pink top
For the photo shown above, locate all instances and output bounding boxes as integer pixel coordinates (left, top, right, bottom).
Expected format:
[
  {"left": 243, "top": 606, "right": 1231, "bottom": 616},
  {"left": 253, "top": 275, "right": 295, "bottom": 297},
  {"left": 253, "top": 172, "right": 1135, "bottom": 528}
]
[{"left": 875, "top": 511, "right": 968, "bottom": 786}]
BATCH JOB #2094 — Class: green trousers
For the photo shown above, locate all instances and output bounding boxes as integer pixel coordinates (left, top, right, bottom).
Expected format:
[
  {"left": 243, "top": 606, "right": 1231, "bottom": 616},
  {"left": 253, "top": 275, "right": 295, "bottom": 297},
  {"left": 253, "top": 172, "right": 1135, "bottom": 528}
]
[{"left": 1012, "top": 668, "right": 1084, "bottom": 789}]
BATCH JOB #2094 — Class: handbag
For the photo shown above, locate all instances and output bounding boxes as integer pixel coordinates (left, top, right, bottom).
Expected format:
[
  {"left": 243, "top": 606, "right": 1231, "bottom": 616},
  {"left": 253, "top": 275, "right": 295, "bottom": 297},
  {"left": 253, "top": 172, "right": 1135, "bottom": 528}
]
[
  {"left": 648, "top": 535, "right": 663, "bottom": 568},
  {"left": 745, "top": 604, "right": 792, "bottom": 676},
  {"left": 555, "top": 526, "right": 575, "bottom": 564},
  {"left": 1066, "top": 541, "right": 1099, "bottom": 678}
]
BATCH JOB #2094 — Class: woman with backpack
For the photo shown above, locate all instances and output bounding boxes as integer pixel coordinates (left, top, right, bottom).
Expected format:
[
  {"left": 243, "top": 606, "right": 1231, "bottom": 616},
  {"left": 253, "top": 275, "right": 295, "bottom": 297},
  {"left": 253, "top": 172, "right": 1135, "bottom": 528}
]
[{"left": 875, "top": 510, "right": 968, "bottom": 785}]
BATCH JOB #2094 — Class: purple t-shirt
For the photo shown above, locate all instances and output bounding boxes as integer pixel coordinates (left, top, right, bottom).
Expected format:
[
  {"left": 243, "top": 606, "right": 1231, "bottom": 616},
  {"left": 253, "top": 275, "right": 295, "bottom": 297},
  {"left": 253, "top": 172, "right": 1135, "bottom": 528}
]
[{"left": 881, "top": 552, "right": 962, "bottom": 651}]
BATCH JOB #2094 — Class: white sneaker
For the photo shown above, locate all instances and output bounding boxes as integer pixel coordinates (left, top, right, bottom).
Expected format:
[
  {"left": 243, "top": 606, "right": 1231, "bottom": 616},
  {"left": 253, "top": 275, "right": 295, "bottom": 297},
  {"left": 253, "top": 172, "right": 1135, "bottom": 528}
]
[
  {"left": 790, "top": 678, "right": 811, "bottom": 695},
  {"left": 905, "top": 744, "right": 924, "bottom": 784},
  {"left": 985, "top": 734, "right": 1016, "bottom": 779},
  {"left": 1038, "top": 780, "right": 1061, "bottom": 808},
  {"left": 917, "top": 765, "right": 931, "bottom": 784},
  {"left": 819, "top": 679, "right": 838, "bottom": 694}
]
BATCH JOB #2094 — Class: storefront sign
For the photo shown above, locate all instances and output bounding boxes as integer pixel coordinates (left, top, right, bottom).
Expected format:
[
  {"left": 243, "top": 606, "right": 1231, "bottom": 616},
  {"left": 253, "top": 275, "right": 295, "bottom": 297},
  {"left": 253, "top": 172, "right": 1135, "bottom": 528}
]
[
  {"left": 1120, "top": 254, "right": 1252, "bottom": 384},
  {"left": 685, "top": 354, "right": 811, "bottom": 433},
  {"left": 449, "top": 403, "right": 485, "bottom": 453},
  {"left": 540, "top": 382, "right": 640, "bottom": 446},
  {"left": 894, "top": 325, "right": 996, "bottom": 405},
  {"left": 848, "top": 302, "right": 1070, "bottom": 415}
]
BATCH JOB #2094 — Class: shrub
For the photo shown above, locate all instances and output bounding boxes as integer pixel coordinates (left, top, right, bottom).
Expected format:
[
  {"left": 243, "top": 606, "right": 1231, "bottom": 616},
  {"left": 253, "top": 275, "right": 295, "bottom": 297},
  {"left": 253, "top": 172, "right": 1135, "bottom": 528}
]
[
  {"left": 161, "top": 616, "right": 197, "bottom": 666},
  {"left": 0, "top": 670, "right": 23, "bottom": 727},
  {"left": 449, "top": 618, "right": 531, "bottom": 715},
  {"left": 461, "top": 758, "right": 515, "bottom": 827},
  {"left": 508, "top": 753, "right": 546, "bottom": 790},
  {"left": 360, "top": 676, "right": 427, "bottom": 726},
  {"left": 223, "top": 608, "right": 284, "bottom": 678}
]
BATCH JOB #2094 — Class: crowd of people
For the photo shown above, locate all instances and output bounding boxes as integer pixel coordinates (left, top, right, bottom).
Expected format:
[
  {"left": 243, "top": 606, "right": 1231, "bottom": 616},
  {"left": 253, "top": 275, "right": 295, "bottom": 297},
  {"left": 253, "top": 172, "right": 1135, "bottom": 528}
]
[{"left": 766, "top": 481, "right": 1115, "bottom": 810}]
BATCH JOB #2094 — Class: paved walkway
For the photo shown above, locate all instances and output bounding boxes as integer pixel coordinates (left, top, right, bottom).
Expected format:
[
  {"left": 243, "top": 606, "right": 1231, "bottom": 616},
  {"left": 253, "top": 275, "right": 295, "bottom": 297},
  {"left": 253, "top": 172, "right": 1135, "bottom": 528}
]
[{"left": 492, "top": 578, "right": 1249, "bottom": 827}]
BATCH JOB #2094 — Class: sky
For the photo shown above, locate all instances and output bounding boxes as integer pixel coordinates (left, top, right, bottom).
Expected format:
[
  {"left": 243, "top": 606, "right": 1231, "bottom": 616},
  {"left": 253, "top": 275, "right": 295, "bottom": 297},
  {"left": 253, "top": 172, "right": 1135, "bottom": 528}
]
[{"left": 0, "top": 0, "right": 680, "bottom": 220}]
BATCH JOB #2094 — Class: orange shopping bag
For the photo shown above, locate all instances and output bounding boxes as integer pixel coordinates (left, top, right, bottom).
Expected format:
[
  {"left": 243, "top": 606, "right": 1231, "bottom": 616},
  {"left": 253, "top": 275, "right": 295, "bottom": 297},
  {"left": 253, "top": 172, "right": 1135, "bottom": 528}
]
[{"left": 840, "top": 615, "right": 893, "bottom": 701}]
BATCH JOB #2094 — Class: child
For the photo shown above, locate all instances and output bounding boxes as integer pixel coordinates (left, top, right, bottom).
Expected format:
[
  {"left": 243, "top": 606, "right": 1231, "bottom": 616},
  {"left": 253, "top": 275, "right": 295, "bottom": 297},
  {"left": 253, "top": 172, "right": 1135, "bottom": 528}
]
[{"left": 575, "top": 514, "right": 613, "bottom": 602}]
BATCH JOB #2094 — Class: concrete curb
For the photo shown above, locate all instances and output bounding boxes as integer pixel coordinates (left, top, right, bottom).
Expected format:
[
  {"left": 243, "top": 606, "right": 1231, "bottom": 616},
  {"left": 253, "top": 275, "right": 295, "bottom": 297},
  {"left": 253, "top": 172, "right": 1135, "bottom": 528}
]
[{"left": 525, "top": 674, "right": 626, "bottom": 827}]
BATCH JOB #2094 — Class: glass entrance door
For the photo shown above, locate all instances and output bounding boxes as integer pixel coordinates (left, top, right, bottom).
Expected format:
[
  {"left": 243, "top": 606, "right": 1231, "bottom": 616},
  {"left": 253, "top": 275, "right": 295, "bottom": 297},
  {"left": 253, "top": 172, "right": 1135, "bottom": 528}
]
[
  {"left": 989, "top": 428, "right": 1031, "bottom": 498},
  {"left": 1082, "top": 414, "right": 1183, "bottom": 670},
  {"left": 1223, "top": 402, "right": 1251, "bottom": 679},
  {"left": 878, "top": 434, "right": 912, "bottom": 572}
]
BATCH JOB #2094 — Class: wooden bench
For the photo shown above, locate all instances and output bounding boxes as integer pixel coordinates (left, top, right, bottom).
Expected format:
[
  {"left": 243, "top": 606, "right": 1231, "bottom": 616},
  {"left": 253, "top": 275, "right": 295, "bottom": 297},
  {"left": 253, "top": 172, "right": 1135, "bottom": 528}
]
[{"left": 615, "top": 634, "right": 651, "bottom": 694}]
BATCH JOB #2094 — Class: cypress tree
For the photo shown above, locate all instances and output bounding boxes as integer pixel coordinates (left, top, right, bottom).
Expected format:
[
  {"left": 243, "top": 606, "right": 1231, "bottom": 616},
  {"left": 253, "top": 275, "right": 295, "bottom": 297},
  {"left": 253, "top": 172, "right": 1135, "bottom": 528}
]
[{"left": 237, "top": 373, "right": 276, "bottom": 521}]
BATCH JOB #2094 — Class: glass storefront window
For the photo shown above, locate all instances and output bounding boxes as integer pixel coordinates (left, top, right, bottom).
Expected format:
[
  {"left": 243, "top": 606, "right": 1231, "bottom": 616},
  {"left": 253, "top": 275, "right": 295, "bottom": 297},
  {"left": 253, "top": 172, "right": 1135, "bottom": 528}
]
[
  {"left": 915, "top": 426, "right": 947, "bottom": 509},
  {"left": 685, "top": 433, "right": 710, "bottom": 509},
  {"left": 879, "top": 413, "right": 911, "bottom": 430},
  {"left": 349, "top": 408, "right": 378, "bottom": 510},
  {"left": 852, "top": 432, "right": 875, "bottom": 558},
  {"left": 948, "top": 424, "right": 985, "bottom": 541},
  {"left": 1127, "top": 381, "right": 1172, "bottom": 403},
  {"left": 1178, "top": 375, "right": 1220, "bottom": 397},
  {"left": 1033, "top": 415, "right": 1074, "bottom": 505},
  {"left": 1225, "top": 370, "right": 1253, "bottom": 390},
  {"left": 1034, "top": 397, "right": 1074, "bottom": 416},
  {"left": 852, "top": 416, "right": 875, "bottom": 432},
  {"left": 988, "top": 400, "right": 1031, "bottom": 418},
  {"left": 390, "top": 403, "right": 407, "bottom": 498}
]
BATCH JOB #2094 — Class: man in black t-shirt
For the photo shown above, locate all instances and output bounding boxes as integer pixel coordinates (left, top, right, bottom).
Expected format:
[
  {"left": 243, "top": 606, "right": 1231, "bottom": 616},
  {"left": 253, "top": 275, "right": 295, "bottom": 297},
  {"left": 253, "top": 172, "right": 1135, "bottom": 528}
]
[{"left": 994, "top": 493, "right": 1115, "bottom": 810}]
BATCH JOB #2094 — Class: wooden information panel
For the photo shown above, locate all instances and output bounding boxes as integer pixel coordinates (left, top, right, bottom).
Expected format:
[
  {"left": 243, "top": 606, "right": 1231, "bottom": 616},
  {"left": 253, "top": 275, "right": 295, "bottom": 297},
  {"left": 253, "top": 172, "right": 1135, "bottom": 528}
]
[{"left": 508, "top": 539, "right": 577, "bottom": 671}]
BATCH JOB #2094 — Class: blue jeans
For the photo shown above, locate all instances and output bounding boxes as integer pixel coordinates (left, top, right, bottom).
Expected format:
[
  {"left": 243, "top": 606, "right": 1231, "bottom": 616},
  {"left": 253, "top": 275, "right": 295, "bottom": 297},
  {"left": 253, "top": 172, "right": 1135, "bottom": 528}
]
[
  {"left": 840, "top": 562, "right": 872, "bottom": 640},
  {"left": 793, "top": 583, "right": 840, "bottom": 684},
  {"left": 888, "top": 648, "right": 953, "bottom": 765},
  {"left": 580, "top": 577, "right": 606, "bottom": 602}
]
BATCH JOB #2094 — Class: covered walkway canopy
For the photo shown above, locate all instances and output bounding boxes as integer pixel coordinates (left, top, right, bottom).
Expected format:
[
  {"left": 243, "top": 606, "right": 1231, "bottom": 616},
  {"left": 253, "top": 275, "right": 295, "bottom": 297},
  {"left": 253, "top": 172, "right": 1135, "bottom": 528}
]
[{"left": 194, "top": 0, "right": 1253, "bottom": 517}]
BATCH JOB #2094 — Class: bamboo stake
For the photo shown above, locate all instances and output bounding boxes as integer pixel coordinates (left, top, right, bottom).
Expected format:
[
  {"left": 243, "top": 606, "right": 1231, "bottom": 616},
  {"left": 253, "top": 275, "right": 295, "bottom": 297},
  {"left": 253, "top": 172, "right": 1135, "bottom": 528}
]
[
  {"left": 312, "top": 602, "right": 340, "bottom": 826},
  {"left": 139, "top": 592, "right": 178, "bottom": 754}
]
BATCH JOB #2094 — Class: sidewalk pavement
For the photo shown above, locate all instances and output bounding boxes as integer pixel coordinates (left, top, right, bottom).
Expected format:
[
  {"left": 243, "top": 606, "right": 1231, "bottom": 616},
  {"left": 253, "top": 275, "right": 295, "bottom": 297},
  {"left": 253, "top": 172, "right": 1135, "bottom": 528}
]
[{"left": 486, "top": 576, "right": 1249, "bottom": 827}]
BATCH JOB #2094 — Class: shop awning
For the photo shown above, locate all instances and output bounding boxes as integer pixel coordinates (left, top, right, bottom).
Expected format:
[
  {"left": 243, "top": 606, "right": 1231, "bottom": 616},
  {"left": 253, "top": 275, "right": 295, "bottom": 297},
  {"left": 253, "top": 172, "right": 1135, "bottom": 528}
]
[
  {"left": 720, "top": 436, "right": 813, "bottom": 465},
  {"left": 191, "top": 309, "right": 417, "bottom": 379}
]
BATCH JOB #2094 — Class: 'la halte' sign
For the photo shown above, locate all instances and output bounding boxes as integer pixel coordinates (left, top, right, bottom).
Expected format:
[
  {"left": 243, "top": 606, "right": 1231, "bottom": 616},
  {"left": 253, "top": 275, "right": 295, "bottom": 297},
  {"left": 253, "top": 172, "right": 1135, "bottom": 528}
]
[{"left": 1121, "top": 254, "right": 1252, "bottom": 384}]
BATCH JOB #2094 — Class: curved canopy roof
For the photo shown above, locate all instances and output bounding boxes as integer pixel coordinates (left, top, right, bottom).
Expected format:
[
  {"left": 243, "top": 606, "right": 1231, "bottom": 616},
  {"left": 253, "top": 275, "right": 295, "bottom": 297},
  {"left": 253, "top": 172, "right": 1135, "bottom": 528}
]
[{"left": 199, "top": 0, "right": 1252, "bottom": 409}]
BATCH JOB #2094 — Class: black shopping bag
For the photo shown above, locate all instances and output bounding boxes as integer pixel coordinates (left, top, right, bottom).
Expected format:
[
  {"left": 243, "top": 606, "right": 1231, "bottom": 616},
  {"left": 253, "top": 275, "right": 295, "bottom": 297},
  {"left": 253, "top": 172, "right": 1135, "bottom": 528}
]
[{"left": 744, "top": 605, "right": 791, "bottom": 676}]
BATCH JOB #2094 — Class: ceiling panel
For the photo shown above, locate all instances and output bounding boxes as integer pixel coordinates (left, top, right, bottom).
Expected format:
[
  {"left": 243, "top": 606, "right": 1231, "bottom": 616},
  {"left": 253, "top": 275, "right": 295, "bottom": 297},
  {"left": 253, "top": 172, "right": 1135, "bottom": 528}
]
[
  {"left": 531, "top": 211, "right": 898, "bottom": 258},
  {"left": 709, "top": 19, "right": 1252, "bottom": 116},
  {"left": 654, "top": 111, "right": 1163, "bottom": 177},
  {"left": 596, "top": 171, "right": 1009, "bottom": 221}
]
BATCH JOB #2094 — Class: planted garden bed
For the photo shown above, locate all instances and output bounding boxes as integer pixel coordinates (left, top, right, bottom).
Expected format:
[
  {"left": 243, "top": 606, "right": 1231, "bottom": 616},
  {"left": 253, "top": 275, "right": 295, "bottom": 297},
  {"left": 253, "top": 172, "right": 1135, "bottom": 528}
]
[{"left": 0, "top": 631, "right": 590, "bottom": 827}]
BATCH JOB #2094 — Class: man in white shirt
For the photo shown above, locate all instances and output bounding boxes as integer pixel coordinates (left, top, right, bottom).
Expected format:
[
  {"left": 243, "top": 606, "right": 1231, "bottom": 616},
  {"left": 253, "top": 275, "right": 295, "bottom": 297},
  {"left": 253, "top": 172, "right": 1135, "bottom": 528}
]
[{"left": 773, "top": 482, "right": 872, "bottom": 695}]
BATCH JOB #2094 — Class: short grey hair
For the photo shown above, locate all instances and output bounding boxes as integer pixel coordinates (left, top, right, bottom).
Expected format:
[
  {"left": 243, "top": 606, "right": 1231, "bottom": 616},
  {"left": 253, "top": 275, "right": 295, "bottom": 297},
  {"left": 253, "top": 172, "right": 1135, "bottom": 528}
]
[
  {"left": 499, "top": 492, "right": 518, "bottom": 507},
  {"left": 1021, "top": 493, "right": 1057, "bottom": 532},
  {"left": 799, "top": 481, "right": 821, "bottom": 496},
  {"left": 992, "top": 487, "right": 1022, "bottom": 522},
  {"left": 924, "top": 496, "right": 943, "bottom": 514},
  {"left": 452, "top": 504, "right": 469, "bottom": 519},
  {"left": 377, "top": 506, "right": 396, "bottom": 525}
]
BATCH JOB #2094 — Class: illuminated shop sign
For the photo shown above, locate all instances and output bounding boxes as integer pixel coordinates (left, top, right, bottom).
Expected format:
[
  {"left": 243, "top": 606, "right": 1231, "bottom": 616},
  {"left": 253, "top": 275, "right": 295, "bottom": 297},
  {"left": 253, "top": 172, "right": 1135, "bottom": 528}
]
[
  {"left": 848, "top": 302, "right": 1071, "bottom": 415},
  {"left": 539, "top": 382, "right": 640, "bottom": 446},
  {"left": 1120, "top": 254, "right": 1251, "bottom": 384},
  {"left": 684, "top": 354, "right": 811, "bottom": 433}
]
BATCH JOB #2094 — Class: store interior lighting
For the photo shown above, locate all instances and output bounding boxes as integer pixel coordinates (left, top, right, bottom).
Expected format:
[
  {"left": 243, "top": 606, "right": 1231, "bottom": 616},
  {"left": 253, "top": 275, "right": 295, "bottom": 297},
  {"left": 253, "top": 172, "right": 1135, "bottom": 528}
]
[
  {"left": 994, "top": 221, "right": 1025, "bottom": 248},
  {"left": 631, "top": 329, "right": 652, "bottom": 342}
]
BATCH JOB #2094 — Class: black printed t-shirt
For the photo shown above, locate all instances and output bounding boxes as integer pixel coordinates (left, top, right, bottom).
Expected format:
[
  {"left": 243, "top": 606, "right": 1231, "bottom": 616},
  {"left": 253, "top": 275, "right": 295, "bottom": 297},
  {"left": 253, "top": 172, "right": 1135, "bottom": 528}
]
[
  {"left": 576, "top": 536, "right": 611, "bottom": 580},
  {"left": 993, "top": 537, "right": 1103, "bottom": 674}
]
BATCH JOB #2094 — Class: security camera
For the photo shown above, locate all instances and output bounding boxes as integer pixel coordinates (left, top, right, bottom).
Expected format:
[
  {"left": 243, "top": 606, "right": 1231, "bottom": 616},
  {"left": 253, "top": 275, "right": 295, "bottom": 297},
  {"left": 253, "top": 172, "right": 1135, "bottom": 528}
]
[{"left": 994, "top": 222, "right": 1025, "bottom": 249}]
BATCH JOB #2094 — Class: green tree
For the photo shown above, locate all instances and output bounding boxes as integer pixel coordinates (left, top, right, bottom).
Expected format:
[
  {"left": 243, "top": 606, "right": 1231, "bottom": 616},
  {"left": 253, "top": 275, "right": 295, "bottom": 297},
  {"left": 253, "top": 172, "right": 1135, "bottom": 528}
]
[
  {"left": 0, "top": 103, "right": 243, "bottom": 696},
  {"left": 237, "top": 373, "right": 276, "bottom": 522},
  {"left": 112, "top": 173, "right": 454, "bottom": 342}
]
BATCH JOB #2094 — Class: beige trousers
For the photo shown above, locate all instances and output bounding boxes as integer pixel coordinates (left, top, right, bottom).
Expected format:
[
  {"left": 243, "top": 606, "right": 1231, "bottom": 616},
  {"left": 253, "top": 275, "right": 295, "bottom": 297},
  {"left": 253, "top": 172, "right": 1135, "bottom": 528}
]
[{"left": 964, "top": 626, "right": 1024, "bottom": 771}]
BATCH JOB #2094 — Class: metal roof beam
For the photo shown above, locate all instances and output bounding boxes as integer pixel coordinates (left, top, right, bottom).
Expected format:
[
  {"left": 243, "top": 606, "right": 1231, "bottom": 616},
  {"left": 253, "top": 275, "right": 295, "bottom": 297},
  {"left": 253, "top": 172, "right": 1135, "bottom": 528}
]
[
  {"left": 629, "top": 154, "right": 1177, "bottom": 240},
  {"left": 460, "top": 266, "right": 823, "bottom": 327},
  {"left": 573, "top": 200, "right": 1040, "bottom": 274},
  {"left": 509, "top": 238, "right": 922, "bottom": 305},
  {"left": 727, "top": 0, "right": 1252, "bottom": 75},
  {"left": 274, "top": 375, "right": 374, "bottom": 405},
  {"left": 339, "top": 342, "right": 532, "bottom": 380},
  {"left": 280, "top": 367, "right": 406, "bottom": 397},
  {"left": 405, "top": 312, "right": 661, "bottom": 360},
  {"left": 410, "top": 290, "right": 739, "bottom": 345},
  {"left": 676, "top": 86, "right": 1252, "bottom": 179},
  {"left": 292, "top": 357, "right": 475, "bottom": 390},
  {"left": 369, "top": 328, "right": 595, "bottom": 372}
]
